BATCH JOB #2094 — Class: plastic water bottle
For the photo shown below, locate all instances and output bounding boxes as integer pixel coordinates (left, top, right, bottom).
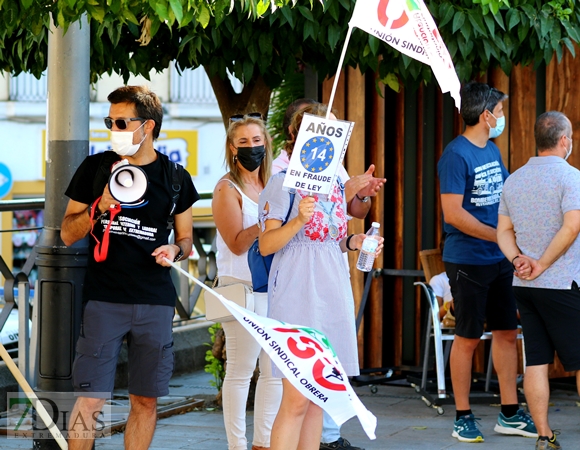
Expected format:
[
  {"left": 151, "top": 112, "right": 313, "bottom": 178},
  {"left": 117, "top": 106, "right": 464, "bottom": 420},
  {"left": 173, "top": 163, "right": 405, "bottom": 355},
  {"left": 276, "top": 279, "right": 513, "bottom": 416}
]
[{"left": 356, "top": 222, "right": 381, "bottom": 272}]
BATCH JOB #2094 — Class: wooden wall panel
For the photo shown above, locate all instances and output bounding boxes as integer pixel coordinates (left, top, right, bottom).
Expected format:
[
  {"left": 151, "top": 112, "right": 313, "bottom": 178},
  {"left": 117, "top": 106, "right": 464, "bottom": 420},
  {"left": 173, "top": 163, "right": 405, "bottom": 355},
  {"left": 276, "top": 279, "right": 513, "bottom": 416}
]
[
  {"left": 489, "top": 68, "right": 510, "bottom": 168},
  {"left": 368, "top": 72, "right": 385, "bottom": 369},
  {"left": 546, "top": 44, "right": 580, "bottom": 169},
  {"left": 345, "top": 67, "right": 367, "bottom": 366},
  {"left": 434, "top": 90, "right": 443, "bottom": 247},
  {"left": 414, "top": 85, "right": 424, "bottom": 364},
  {"left": 392, "top": 88, "right": 405, "bottom": 366},
  {"left": 509, "top": 65, "right": 537, "bottom": 171},
  {"left": 322, "top": 72, "right": 346, "bottom": 121}
]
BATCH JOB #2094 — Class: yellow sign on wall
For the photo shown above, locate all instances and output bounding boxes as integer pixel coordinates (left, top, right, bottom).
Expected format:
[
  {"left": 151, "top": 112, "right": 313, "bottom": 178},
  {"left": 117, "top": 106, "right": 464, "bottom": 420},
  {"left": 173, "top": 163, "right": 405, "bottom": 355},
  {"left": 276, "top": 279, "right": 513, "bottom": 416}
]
[{"left": 42, "top": 129, "right": 198, "bottom": 178}]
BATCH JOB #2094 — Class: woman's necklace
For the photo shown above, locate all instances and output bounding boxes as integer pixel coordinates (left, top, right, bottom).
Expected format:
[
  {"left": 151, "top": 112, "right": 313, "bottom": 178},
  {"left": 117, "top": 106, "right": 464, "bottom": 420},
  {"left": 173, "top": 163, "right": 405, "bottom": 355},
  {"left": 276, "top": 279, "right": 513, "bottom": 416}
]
[
  {"left": 244, "top": 181, "right": 263, "bottom": 197},
  {"left": 319, "top": 200, "right": 338, "bottom": 238}
]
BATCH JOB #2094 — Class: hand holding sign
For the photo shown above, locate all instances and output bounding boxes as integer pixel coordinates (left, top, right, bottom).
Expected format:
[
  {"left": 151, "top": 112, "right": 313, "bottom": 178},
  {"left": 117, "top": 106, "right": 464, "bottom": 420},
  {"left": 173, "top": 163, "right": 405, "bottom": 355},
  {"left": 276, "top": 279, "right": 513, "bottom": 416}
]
[{"left": 298, "top": 196, "right": 316, "bottom": 224}]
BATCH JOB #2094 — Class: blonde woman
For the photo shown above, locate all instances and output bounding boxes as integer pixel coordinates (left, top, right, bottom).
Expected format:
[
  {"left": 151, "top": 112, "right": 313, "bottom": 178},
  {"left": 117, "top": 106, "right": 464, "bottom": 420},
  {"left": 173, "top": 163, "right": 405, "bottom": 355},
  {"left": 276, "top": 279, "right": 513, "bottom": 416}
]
[{"left": 212, "top": 114, "right": 281, "bottom": 450}]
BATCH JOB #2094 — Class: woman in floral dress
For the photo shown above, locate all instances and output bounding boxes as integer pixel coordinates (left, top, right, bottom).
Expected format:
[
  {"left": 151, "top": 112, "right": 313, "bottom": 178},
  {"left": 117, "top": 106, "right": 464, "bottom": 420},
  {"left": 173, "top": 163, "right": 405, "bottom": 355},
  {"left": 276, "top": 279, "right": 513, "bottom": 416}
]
[{"left": 258, "top": 103, "right": 383, "bottom": 450}]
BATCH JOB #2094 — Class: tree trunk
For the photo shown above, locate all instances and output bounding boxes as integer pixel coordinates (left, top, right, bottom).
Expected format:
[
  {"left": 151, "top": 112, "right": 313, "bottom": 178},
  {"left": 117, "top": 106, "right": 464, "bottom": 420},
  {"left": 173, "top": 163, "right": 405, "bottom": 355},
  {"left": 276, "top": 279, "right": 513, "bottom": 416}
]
[{"left": 204, "top": 67, "right": 273, "bottom": 129}]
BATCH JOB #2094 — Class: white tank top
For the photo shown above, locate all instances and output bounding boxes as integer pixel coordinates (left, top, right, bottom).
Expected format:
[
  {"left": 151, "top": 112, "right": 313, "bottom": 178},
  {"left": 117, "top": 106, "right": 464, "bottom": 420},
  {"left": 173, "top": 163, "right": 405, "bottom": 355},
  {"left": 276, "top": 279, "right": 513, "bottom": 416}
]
[{"left": 215, "top": 180, "right": 258, "bottom": 283}]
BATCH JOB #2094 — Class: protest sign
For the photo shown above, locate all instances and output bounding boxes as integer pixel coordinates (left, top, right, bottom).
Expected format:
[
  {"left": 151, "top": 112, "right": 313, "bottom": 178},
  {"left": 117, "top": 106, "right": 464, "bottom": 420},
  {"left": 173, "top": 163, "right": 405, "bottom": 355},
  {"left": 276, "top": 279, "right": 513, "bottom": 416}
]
[{"left": 282, "top": 113, "right": 355, "bottom": 195}]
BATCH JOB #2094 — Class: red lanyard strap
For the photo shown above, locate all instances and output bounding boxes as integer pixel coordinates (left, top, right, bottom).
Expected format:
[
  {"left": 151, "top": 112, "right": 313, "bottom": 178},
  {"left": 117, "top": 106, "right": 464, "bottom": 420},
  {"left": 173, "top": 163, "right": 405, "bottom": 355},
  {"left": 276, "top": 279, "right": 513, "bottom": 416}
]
[{"left": 89, "top": 196, "right": 122, "bottom": 262}]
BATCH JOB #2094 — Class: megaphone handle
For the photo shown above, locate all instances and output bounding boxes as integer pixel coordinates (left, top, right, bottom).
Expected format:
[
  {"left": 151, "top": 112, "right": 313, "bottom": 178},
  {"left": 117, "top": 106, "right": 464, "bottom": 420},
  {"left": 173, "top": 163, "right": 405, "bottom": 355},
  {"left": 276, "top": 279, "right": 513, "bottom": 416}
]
[{"left": 90, "top": 201, "right": 122, "bottom": 262}]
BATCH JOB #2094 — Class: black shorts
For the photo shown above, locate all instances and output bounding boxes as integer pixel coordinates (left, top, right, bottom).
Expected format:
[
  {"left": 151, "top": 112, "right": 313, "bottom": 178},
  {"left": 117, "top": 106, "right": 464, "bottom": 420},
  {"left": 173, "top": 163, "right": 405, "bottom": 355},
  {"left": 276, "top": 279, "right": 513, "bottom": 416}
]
[
  {"left": 72, "top": 301, "right": 175, "bottom": 398},
  {"left": 445, "top": 259, "right": 518, "bottom": 339},
  {"left": 513, "top": 286, "right": 580, "bottom": 371}
]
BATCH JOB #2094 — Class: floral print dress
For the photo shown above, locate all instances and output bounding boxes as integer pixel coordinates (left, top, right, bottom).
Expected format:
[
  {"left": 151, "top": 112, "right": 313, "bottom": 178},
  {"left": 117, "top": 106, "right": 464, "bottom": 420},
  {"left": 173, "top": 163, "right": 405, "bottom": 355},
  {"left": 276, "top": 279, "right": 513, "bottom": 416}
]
[{"left": 259, "top": 172, "right": 359, "bottom": 377}]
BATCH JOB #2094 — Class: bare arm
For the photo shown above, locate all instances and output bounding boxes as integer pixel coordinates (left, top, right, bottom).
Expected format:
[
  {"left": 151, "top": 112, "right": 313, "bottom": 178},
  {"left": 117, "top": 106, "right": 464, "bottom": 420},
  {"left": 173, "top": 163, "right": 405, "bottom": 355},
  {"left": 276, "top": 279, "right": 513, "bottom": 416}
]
[
  {"left": 259, "top": 196, "right": 315, "bottom": 255},
  {"left": 212, "top": 180, "right": 258, "bottom": 255},
  {"left": 441, "top": 193, "right": 497, "bottom": 242},
  {"left": 344, "top": 164, "right": 386, "bottom": 219},
  {"left": 152, "top": 207, "right": 193, "bottom": 267},
  {"left": 61, "top": 199, "right": 91, "bottom": 246},
  {"left": 496, "top": 214, "right": 521, "bottom": 262},
  {"left": 61, "top": 183, "right": 120, "bottom": 246}
]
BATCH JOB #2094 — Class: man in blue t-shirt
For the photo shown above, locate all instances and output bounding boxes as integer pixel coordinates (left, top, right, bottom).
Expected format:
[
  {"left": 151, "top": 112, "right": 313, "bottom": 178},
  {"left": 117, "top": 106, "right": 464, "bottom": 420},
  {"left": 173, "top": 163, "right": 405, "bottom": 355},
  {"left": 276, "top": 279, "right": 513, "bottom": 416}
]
[{"left": 437, "top": 81, "right": 537, "bottom": 443}]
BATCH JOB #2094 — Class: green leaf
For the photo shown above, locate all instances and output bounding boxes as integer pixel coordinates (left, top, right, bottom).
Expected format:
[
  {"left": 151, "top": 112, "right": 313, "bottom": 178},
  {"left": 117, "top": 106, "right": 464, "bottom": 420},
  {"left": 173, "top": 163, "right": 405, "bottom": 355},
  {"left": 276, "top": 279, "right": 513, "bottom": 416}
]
[
  {"left": 328, "top": 23, "right": 341, "bottom": 51},
  {"left": 468, "top": 11, "right": 488, "bottom": 36},
  {"left": 383, "top": 73, "right": 399, "bottom": 93},
  {"left": 368, "top": 34, "right": 380, "bottom": 56},
  {"left": 543, "top": 45, "right": 553, "bottom": 65},
  {"left": 280, "top": 6, "right": 294, "bottom": 28},
  {"left": 452, "top": 11, "right": 466, "bottom": 34},
  {"left": 169, "top": 0, "right": 183, "bottom": 24},
  {"left": 562, "top": 37, "right": 576, "bottom": 57},
  {"left": 438, "top": 3, "right": 455, "bottom": 28},
  {"left": 198, "top": 3, "right": 210, "bottom": 28},
  {"left": 258, "top": 33, "right": 273, "bottom": 56},
  {"left": 243, "top": 59, "right": 253, "bottom": 83},
  {"left": 555, "top": 42, "right": 563, "bottom": 62},
  {"left": 506, "top": 9, "right": 520, "bottom": 30},
  {"left": 460, "top": 17, "right": 472, "bottom": 41},
  {"left": 122, "top": 8, "right": 139, "bottom": 26},
  {"left": 153, "top": 1, "right": 170, "bottom": 22},
  {"left": 518, "top": 23, "right": 528, "bottom": 43},
  {"left": 21, "top": 0, "right": 33, "bottom": 9},
  {"left": 493, "top": 8, "right": 506, "bottom": 30},
  {"left": 87, "top": 5, "right": 106, "bottom": 23},
  {"left": 303, "top": 20, "right": 314, "bottom": 41},
  {"left": 483, "top": 13, "right": 495, "bottom": 35},
  {"left": 297, "top": 5, "right": 314, "bottom": 22},
  {"left": 520, "top": 4, "right": 536, "bottom": 20}
]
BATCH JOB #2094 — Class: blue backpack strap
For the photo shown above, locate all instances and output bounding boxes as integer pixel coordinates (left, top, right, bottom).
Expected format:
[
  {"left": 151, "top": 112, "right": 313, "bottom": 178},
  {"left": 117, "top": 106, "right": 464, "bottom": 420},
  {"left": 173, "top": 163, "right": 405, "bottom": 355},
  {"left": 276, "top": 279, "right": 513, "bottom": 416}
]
[
  {"left": 283, "top": 190, "right": 295, "bottom": 225},
  {"left": 279, "top": 169, "right": 295, "bottom": 225}
]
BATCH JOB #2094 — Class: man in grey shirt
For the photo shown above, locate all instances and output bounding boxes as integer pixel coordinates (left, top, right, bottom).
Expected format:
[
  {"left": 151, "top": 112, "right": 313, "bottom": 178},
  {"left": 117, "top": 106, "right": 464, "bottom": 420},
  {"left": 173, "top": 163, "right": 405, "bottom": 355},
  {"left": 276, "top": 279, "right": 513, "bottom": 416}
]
[{"left": 498, "top": 111, "right": 580, "bottom": 450}]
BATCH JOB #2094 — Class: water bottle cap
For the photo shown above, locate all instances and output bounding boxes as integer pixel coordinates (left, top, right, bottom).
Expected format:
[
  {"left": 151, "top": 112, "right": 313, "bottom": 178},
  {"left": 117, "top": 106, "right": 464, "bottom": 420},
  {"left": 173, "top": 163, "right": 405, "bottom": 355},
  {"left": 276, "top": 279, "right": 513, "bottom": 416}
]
[{"left": 371, "top": 222, "right": 380, "bottom": 228}]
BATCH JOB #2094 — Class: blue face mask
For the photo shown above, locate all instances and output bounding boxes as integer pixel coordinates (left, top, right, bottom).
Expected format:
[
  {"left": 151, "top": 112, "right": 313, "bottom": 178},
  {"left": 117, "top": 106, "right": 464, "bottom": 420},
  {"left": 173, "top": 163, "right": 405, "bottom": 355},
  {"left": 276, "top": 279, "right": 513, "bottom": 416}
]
[{"left": 487, "top": 113, "right": 505, "bottom": 139}]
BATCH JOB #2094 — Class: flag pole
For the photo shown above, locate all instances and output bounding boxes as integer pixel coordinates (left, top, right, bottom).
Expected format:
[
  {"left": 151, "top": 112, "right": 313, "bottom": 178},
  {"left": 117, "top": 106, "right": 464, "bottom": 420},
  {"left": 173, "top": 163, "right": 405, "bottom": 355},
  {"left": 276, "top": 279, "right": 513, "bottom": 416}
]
[
  {"left": 326, "top": 25, "right": 355, "bottom": 120},
  {"left": 164, "top": 258, "right": 213, "bottom": 293},
  {"left": 0, "top": 343, "right": 68, "bottom": 449}
]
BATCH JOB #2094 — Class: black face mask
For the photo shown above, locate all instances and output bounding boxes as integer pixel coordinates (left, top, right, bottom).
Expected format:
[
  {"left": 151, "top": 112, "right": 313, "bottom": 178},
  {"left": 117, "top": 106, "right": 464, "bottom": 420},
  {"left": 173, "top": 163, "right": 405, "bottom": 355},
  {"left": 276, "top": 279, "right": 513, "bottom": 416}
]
[{"left": 236, "top": 145, "right": 266, "bottom": 172}]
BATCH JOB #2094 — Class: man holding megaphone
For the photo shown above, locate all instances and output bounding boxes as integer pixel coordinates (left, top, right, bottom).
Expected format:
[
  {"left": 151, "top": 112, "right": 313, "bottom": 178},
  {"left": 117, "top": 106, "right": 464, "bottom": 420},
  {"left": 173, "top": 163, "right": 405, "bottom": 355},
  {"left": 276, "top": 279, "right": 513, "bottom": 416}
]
[{"left": 61, "top": 86, "right": 199, "bottom": 450}]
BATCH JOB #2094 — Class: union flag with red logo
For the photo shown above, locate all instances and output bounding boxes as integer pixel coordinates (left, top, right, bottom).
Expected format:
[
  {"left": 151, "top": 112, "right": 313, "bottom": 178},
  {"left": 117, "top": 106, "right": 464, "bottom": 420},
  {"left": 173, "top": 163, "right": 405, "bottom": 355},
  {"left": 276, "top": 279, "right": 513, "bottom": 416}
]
[
  {"left": 350, "top": 0, "right": 461, "bottom": 109},
  {"left": 216, "top": 294, "right": 378, "bottom": 440}
]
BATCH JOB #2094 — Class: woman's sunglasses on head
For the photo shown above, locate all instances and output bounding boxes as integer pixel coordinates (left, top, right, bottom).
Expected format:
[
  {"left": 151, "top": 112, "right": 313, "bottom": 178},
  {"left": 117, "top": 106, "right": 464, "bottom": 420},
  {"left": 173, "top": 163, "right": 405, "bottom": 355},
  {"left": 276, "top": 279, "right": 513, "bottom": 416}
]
[{"left": 229, "top": 112, "right": 265, "bottom": 125}]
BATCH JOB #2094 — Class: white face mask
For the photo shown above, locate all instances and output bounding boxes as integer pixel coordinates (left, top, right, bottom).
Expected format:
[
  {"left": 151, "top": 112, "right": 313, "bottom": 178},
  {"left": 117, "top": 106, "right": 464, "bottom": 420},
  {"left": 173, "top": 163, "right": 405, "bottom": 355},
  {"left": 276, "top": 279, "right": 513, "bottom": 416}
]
[
  {"left": 565, "top": 136, "right": 573, "bottom": 161},
  {"left": 110, "top": 122, "right": 147, "bottom": 156},
  {"left": 487, "top": 113, "right": 505, "bottom": 139}
]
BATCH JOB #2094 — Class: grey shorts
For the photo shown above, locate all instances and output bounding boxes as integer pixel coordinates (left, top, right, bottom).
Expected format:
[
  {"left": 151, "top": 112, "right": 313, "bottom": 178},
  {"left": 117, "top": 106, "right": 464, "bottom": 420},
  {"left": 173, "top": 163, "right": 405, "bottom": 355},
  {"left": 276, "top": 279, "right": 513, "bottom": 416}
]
[{"left": 72, "top": 301, "right": 175, "bottom": 398}]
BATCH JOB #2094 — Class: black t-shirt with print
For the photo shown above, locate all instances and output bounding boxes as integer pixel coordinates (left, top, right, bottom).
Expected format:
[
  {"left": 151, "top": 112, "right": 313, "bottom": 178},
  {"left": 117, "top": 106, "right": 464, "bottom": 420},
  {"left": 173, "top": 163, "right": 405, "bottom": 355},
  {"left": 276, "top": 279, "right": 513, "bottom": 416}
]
[{"left": 65, "top": 151, "right": 199, "bottom": 306}]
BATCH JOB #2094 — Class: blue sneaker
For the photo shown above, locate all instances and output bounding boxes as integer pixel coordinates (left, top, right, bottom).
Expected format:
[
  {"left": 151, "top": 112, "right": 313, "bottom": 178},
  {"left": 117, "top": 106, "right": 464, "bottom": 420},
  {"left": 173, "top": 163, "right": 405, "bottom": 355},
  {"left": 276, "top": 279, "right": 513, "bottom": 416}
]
[
  {"left": 494, "top": 409, "right": 538, "bottom": 438},
  {"left": 452, "top": 414, "right": 484, "bottom": 443}
]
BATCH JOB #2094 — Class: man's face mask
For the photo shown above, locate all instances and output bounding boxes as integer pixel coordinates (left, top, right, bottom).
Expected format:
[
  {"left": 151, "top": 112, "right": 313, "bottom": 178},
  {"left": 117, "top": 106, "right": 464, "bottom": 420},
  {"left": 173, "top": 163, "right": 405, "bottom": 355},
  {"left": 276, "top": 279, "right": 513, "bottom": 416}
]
[
  {"left": 235, "top": 145, "right": 266, "bottom": 172},
  {"left": 487, "top": 112, "right": 505, "bottom": 139},
  {"left": 110, "top": 121, "right": 147, "bottom": 156}
]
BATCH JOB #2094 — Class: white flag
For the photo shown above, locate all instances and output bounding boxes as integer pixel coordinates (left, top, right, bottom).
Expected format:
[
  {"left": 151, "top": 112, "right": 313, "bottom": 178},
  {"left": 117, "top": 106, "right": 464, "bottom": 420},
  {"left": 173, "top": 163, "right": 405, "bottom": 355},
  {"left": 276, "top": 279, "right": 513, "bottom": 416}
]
[
  {"left": 165, "top": 258, "right": 377, "bottom": 440},
  {"left": 218, "top": 296, "right": 377, "bottom": 439},
  {"left": 350, "top": 0, "right": 461, "bottom": 109}
]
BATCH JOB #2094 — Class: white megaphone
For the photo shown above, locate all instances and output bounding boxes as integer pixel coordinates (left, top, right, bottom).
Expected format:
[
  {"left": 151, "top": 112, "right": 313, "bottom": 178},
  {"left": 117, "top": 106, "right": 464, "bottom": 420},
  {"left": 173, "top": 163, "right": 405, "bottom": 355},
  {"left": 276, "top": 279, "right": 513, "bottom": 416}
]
[{"left": 108, "top": 160, "right": 148, "bottom": 204}]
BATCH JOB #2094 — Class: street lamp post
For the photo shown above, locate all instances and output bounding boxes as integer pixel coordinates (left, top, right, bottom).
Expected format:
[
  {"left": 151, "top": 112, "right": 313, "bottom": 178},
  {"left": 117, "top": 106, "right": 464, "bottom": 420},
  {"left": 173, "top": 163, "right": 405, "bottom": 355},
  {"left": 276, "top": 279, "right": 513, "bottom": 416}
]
[{"left": 33, "top": 16, "right": 90, "bottom": 450}]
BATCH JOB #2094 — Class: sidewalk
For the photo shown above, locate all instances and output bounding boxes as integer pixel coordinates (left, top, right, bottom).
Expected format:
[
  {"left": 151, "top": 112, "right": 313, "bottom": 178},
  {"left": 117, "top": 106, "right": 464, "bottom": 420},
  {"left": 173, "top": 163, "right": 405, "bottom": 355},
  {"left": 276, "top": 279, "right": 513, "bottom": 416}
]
[{"left": 3, "top": 370, "right": 580, "bottom": 449}]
